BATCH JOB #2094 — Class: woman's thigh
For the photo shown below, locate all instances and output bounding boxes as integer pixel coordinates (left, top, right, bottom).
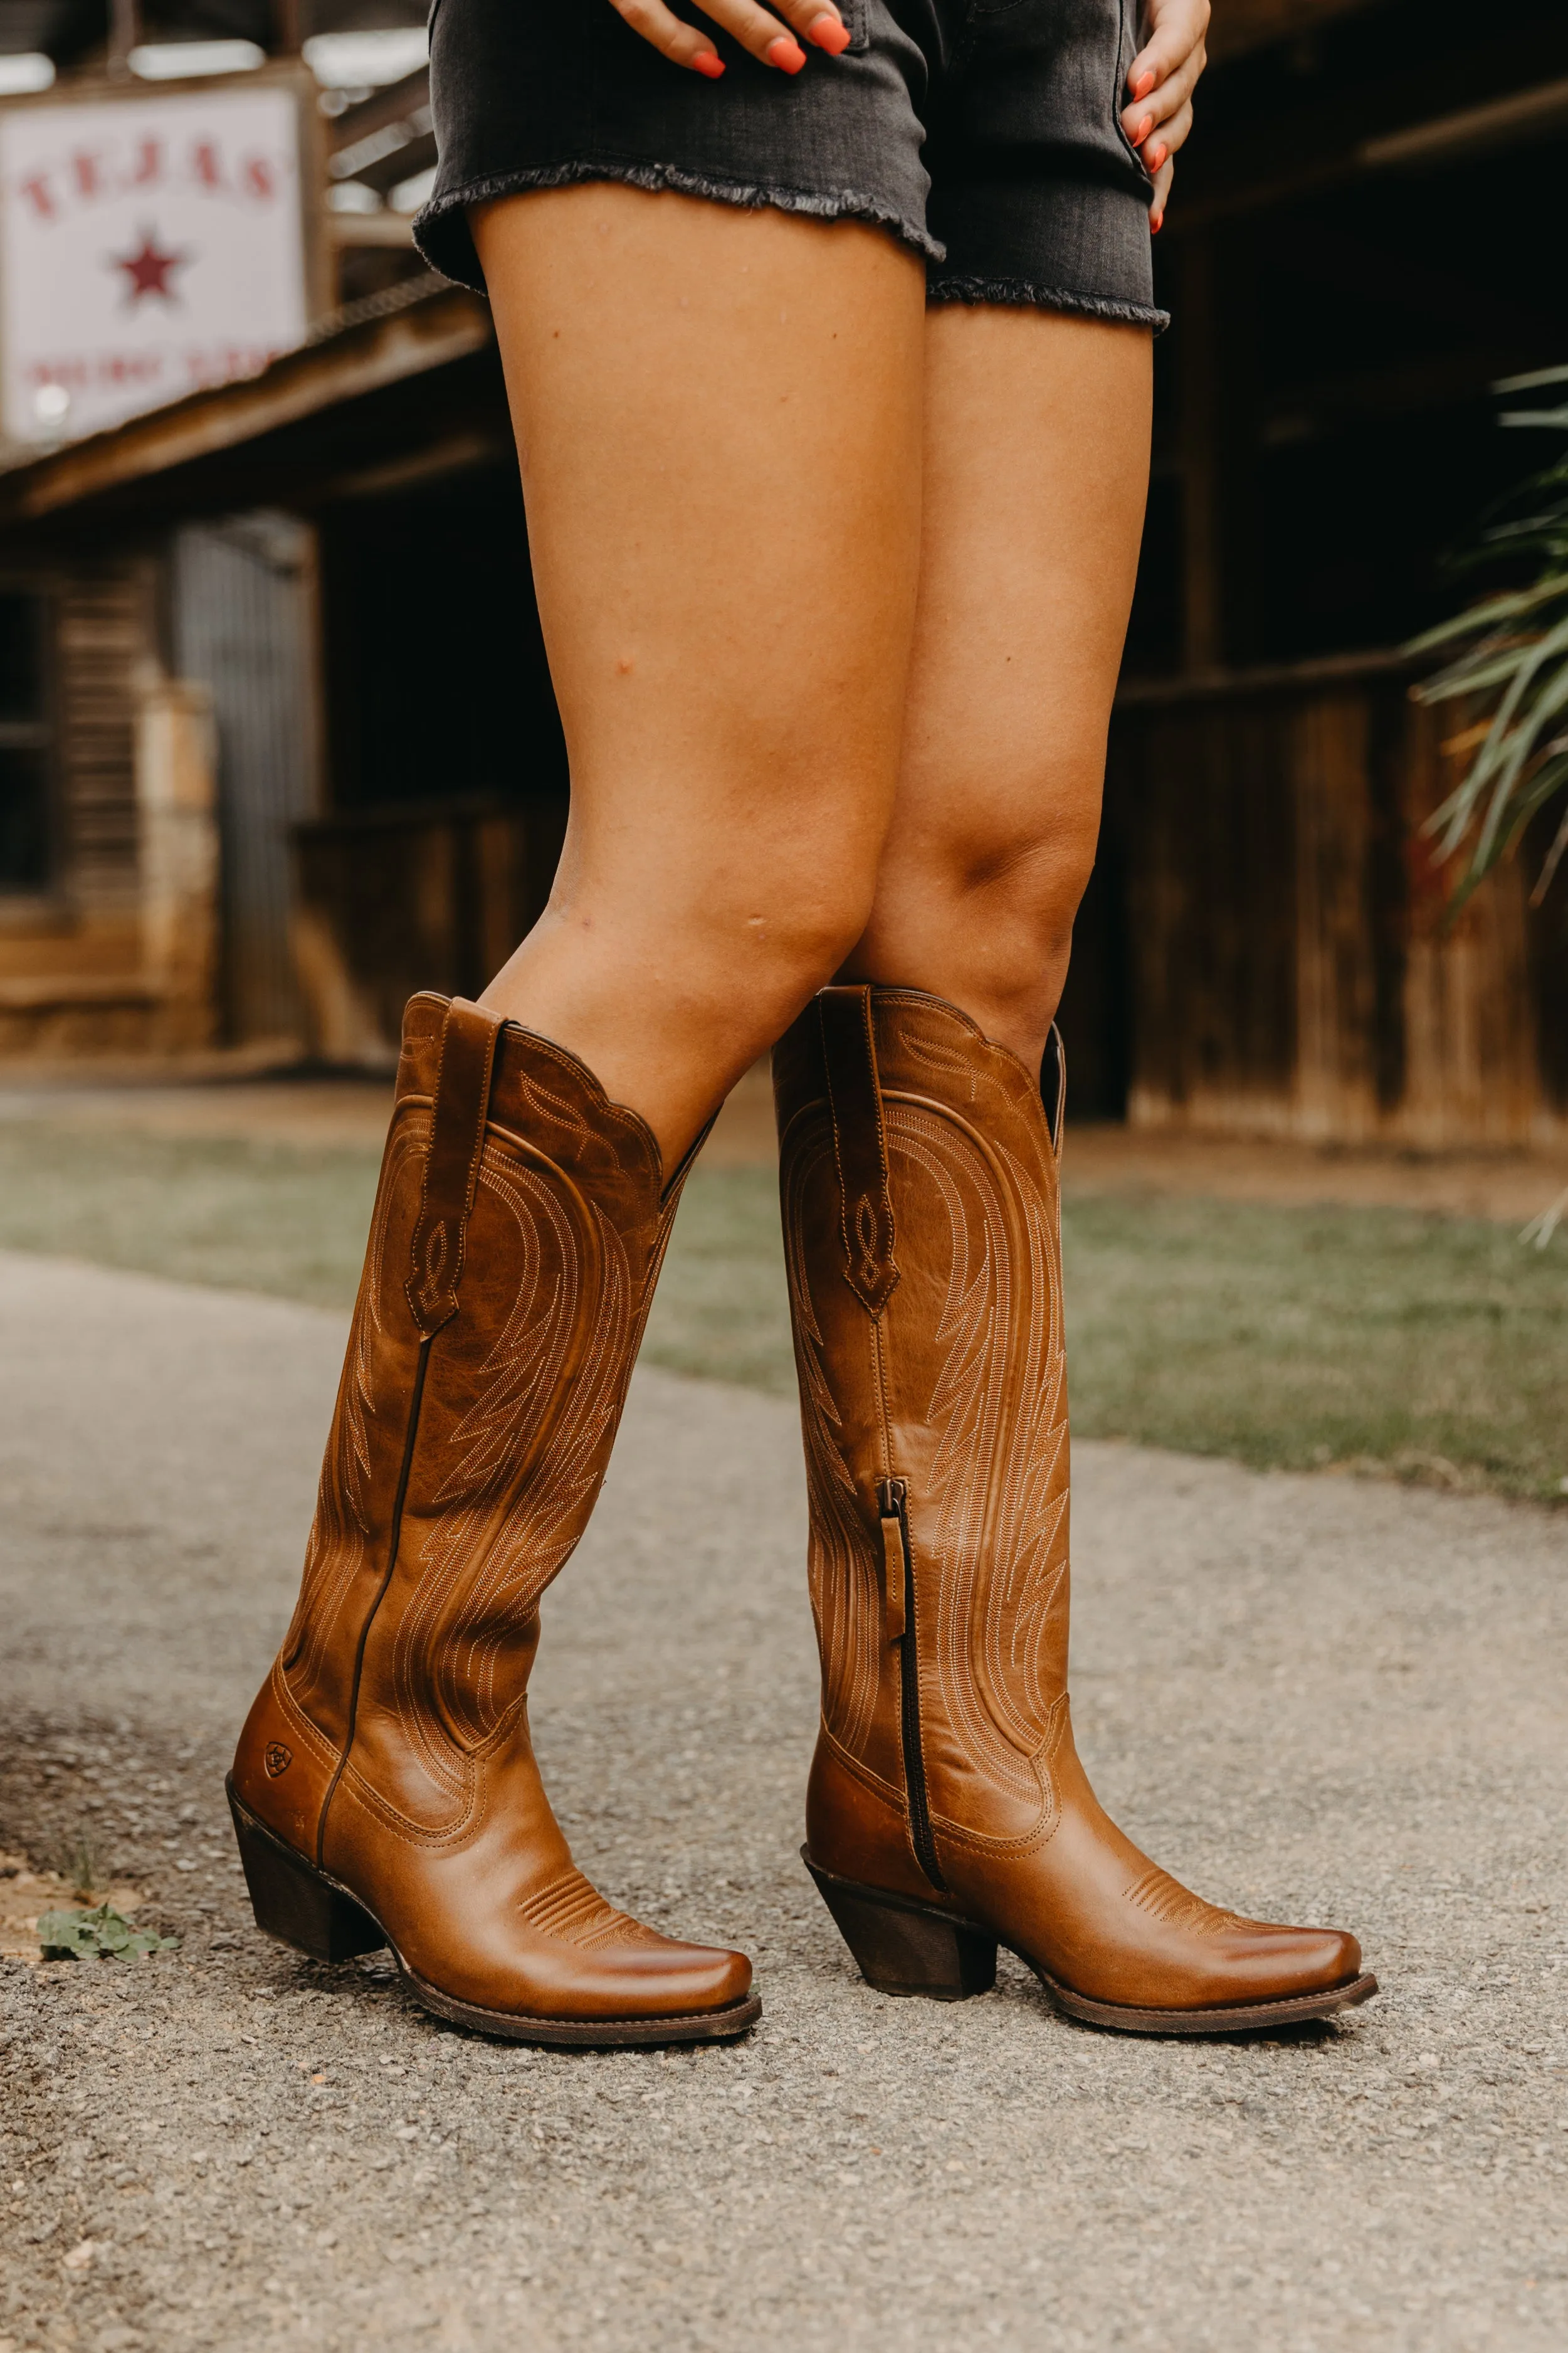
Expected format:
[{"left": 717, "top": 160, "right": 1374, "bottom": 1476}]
[
  {"left": 473, "top": 186, "right": 922, "bottom": 911},
  {"left": 470, "top": 185, "right": 925, "bottom": 1155},
  {"left": 852, "top": 304, "right": 1152, "bottom": 1066}
]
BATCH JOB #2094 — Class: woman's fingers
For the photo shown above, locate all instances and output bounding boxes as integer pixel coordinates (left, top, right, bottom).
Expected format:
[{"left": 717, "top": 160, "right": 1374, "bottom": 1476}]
[
  {"left": 606, "top": 0, "right": 850, "bottom": 73},
  {"left": 606, "top": 0, "right": 728, "bottom": 73},
  {"left": 1127, "top": 0, "right": 1210, "bottom": 103},
  {"left": 691, "top": 0, "right": 848, "bottom": 70},
  {"left": 1139, "top": 98, "right": 1192, "bottom": 177},
  {"left": 760, "top": 0, "right": 853, "bottom": 53},
  {"left": 1121, "top": 40, "right": 1204, "bottom": 149},
  {"left": 1123, "top": 0, "right": 1204, "bottom": 226}
]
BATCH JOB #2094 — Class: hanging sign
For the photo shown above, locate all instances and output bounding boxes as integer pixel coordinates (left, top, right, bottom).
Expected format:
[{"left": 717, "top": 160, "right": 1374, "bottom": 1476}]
[{"left": 0, "top": 83, "right": 307, "bottom": 444}]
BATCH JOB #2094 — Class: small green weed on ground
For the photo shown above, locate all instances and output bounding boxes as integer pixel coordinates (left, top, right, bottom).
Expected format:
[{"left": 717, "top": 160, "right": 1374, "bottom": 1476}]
[
  {"left": 36, "top": 1903, "right": 176, "bottom": 1961},
  {"left": 0, "top": 1122, "right": 1561, "bottom": 1503}
]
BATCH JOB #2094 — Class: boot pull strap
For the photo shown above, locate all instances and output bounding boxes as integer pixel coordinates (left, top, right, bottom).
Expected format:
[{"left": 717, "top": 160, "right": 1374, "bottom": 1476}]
[
  {"left": 818, "top": 985, "right": 900, "bottom": 1317},
  {"left": 407, "top": 996, "right": 505, "bottom": 1338}
]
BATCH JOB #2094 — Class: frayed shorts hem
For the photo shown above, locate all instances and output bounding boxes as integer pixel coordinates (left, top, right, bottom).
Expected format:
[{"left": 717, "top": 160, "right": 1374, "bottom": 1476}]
[
  {"left": 414, "top": 157, "right": 944, "bottom": 291},
  {"left": 928, "top": 273, "right": 1169, "bottom": 332}
]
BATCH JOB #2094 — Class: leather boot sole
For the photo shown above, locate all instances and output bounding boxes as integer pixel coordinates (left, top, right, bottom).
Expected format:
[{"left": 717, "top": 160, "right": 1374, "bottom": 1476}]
[
  {"left": 227, "top": 1780, "right": 762, "bottom": 2046},
  {"left": 804, "top": 1851, "right": 1378, "bottom": 2036}
]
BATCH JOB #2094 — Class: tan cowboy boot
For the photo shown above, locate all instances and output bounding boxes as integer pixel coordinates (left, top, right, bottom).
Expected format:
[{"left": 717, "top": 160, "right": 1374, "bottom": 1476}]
[
  {"left": 229, "top": 992, "right": 759, "bottom": 2045},
  {"left": 774, "top": 983, "right": 1376, "bottom": 2034}
]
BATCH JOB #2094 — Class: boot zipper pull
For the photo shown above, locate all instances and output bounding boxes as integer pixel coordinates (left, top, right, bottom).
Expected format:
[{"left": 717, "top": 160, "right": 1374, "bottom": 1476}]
[{"left": 877, "top": 1478, "right": 906, "bottom": 1644}]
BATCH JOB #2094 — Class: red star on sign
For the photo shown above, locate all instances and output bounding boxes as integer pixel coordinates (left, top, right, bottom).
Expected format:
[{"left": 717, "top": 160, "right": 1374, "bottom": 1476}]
[{"left": 112, "top": 228, "right": 188, "bottom": 305}]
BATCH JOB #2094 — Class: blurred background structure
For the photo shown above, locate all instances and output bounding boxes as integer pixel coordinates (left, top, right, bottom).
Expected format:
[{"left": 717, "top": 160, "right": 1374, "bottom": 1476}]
[{"left": 0, "top": 0, "right": 1561, "bottom": 1148}]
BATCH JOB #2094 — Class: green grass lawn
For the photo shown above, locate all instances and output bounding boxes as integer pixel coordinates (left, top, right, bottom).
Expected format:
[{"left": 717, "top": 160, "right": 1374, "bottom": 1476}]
[
  {"left": 0, "top": 1119, "right": 1562, "bottom": 1503},
  {"left": 1061, "top": 1192, "right": 1567, "bottom": 1504},
  {"left": 0, "top": 1122, "right": 386, "bottom": 1311}
]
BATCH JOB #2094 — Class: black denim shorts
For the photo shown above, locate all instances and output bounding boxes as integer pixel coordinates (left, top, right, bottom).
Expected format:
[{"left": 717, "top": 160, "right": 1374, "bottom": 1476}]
[{"left": 415, "top": 0, "right": 1167, "bottom": 330}]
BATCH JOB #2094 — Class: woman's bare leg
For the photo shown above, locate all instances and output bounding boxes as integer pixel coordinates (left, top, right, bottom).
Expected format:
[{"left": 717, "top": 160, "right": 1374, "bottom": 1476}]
[
  {"left": 470, "top": 186, "right": 925, "bottom": 1169},
  {"left": 848, "top": 308, "right": 1152, "bottom": 1074}
]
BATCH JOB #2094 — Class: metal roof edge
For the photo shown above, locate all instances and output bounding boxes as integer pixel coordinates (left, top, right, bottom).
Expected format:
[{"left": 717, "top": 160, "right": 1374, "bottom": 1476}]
[{"left": 0, "top": 272, "right": 492, "bottom": 527}]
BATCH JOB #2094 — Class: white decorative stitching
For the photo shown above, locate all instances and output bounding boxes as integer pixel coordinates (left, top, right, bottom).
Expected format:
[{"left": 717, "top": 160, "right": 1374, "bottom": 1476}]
[{"left": 782, "top": 1119, "right": 883, "bottom": 1759}]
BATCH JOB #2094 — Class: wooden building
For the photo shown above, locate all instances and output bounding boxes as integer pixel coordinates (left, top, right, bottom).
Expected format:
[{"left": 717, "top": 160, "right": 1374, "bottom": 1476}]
[
  {"left": 0, "top": 0, "right": 1564, "bottom": 1141},
  {"left": 0, "top": 276, "right": 564, "bottom": 1055},
  {"left": 1062, "top": 0, "right": 1568, "bottom": 1141}
]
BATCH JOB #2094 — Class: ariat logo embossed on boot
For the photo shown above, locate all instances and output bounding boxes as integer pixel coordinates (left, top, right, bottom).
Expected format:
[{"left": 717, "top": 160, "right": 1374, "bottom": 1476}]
[{"left": 263, "top": 1742, "right": 293, "bottom": 1778}]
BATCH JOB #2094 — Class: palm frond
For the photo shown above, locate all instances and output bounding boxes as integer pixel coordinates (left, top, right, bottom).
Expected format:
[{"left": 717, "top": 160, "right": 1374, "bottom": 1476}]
[
  {"left": 1493, "top": 364, "right": 1568, "bottom": 393},
  {"left": 1408, "top": 571, "right": 1568, "bottom": 664},
  {"left": 1408, "top": 371, "right": 1568, "bottom": 906}
]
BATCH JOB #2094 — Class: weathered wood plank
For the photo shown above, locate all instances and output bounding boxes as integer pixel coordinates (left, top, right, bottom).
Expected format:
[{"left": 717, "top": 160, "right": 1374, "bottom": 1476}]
[
  {"left": 1107, "top": 660, "right": 1564, "bottom": 1143},
  {"left": 56, "top": 568, "right": 145, "bottom": 906}
]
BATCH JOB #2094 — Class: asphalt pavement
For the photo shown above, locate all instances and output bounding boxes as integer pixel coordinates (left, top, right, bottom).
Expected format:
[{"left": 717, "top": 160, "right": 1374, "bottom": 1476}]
[{"left": 0, "top": 1249, "right": 1564, "bottom": 2353}]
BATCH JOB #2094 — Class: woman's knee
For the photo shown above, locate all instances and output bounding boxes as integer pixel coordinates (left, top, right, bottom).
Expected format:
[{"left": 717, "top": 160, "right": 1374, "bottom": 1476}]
[
  {"left": 963, "top": 818, "right": 1097, "bottom": 933},
  {"left": 936, "top": 788, "right": 1103, "bottom": 969},
  {"left": 690, "top": 864, "right": 881, "bottom": 1029},
  {"left": 850, "top": 769, "right": 1103, "bottom": 1052},
  {"left": 547, "top": 812, "right": 883, "bottom": 1060}
]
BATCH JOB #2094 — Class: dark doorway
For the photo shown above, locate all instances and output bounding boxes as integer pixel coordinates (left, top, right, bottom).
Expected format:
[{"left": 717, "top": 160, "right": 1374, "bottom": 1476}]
[
  {"left": 320, "top": 461, "right": 567, "bottom": 816},
  {"left": 0, "top": 588, "right": 53, "bottom": 896}
]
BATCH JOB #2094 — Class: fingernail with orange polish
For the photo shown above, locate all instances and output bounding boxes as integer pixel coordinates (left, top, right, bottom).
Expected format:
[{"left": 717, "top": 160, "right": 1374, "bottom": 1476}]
[
  {"left": 1132, "top": 113, "right": 1154, "bottom": 143},
  {"left": 1133, "top": 68, "right": 1156, "bottom": 98},
  {"left": 1150, "top": 211, "right": 1163, "bottom": 233},
  {"left": 693, "top": 47, "right": 725, "bottom": 75},
  {"left": 1149, "top": 143, "right": 1167, "bottom": 169},
  {"left": 808, "top": 11, "right": 852, "bottom": 52},
  {"left": 767, "top": 33, "right": 807, "bottom": 70}
]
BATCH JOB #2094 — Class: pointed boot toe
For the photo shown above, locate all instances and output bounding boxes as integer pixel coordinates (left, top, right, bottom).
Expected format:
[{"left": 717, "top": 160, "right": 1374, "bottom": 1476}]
[
  {"left": 545, "top": 1933, "right": 755, "bottom": 2024},
  {"left": 1054, "top": 1913, "right": 1378, "bottom": 2034},
  {"left": 1223, "top": 1922, "right": 1365, "bottom": 2000},
  {"left": 643, "top": 1939, "right": 755, "bottom": 2017},
  {"left": 400, "top": 1926, "right": 760, "bottom": 2046}
]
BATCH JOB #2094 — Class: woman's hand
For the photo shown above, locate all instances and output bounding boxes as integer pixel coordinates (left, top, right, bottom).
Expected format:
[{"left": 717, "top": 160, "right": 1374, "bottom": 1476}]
[
  {"left": 1122, "top": 0, "right": 1209, "bottom": 231},
  {"left": 605, "top": 0, "right": 851, "bottom": 79}
]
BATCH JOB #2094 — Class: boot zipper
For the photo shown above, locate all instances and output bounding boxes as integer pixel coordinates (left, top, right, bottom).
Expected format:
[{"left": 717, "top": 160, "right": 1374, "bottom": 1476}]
[{"left": 878, "top": 1476, "right": 944, "bottom": 1891}]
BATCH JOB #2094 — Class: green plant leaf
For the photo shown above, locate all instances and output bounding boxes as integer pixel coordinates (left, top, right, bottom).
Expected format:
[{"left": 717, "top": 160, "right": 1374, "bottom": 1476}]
[
  {"left": 34, "top": 1910, "right": 99, "bottom": 1957},
  {"left": 1416, "top": 647, "right": 1537, "bottom": 706},
  {"left": 35, "top": 1903, "right": 178, "bottom": 1962},
  {"left": 1408, "top": 572, "right": 1568, "bottom": 658},
  {"left": 1407, "top": 367, "right": 1568, "bottom": 907},
  {"left": 1494, "top": 362, "right": 1568, "bottom": 393}
]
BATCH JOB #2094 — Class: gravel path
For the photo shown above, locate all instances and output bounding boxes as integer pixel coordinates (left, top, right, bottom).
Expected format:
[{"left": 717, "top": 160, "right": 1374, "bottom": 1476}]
[{"left": 0, "top": 1249, "right": 1564, "bottom": 2353}]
